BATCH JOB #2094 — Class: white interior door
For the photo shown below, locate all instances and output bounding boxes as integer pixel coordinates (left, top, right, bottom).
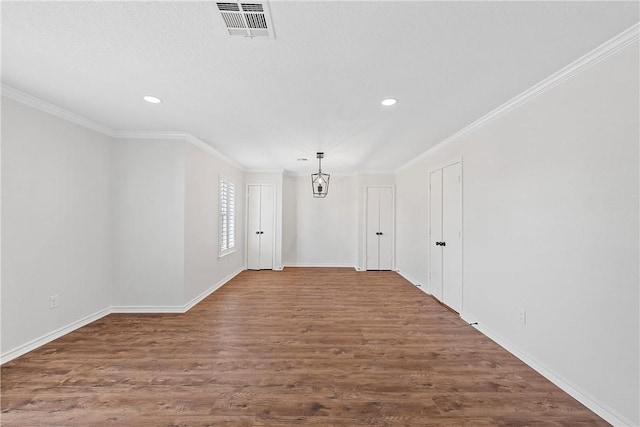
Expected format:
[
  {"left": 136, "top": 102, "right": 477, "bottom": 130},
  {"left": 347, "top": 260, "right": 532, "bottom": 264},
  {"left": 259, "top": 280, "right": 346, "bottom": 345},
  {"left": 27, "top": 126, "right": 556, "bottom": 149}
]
[
  {"left": 442, "top": 163, "right": 462, "bottom": 312},
  {"left": 259, "top": 185, "right": 275, "bottom": 270},
  {"left": 247, "top": 184, "right": 275, "bottom": 270},
  {"left": 366, "top": 187, "right": 394, "bottom": 271},
  {"left": 366, "top": 187, "right": 380, "bottom": 270},
  {"left": 429, "top": 169, "right": 443, "bottom": 301},
  {"left": 378, "top": 187, "right": 394, "bottom": 270}
]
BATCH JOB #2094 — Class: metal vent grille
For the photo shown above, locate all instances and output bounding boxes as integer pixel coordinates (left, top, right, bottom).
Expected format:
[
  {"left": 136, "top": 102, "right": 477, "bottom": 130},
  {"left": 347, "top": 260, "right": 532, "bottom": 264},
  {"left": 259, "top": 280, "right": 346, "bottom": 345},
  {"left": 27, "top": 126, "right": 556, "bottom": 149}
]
[
  {"left": 241, "top": 3, "right": 263, "bottom": 12},
  {"left": 217, "top": 3, "right": 239, "bottom": 11},
  {"left": 216, "top": 1, "right": 274, "bottom": 38},
  {"left": 221, "top": 12, "right": 246, "bottom": 29},
  {"left": 244, "top": 13, "right": 267, "bottom": 29}
]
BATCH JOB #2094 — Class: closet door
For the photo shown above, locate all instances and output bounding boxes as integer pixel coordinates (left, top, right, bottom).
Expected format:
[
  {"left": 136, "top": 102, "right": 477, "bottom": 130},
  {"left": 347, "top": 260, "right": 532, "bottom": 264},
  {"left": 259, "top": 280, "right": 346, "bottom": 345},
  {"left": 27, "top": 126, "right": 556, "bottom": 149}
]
[
  {"left": 366, "top": 187, "right": 394, "bottom": 271},
  {"left": 247, "top": 185, "right": 262, "bottom": 270},
  {"left": 429, "top": 162, "right": 462, "bottom": 312},
  {"left": 258, "top": 185, "right": 275, "bottom": 270},
  {"left": 378, "top": 187, "right": 394, "bottom": 270},
  {"left": 366, "top": 187, "right": 381, "bottom": 270},
  {"left": 247, "top": 185, "right": 275, "bottom": 270},
  {"left": 442, "top": 163, "right": 462, "bottom": 313},
  {"left": 429, "top": 170, "right": 443, "bottom": 301}
]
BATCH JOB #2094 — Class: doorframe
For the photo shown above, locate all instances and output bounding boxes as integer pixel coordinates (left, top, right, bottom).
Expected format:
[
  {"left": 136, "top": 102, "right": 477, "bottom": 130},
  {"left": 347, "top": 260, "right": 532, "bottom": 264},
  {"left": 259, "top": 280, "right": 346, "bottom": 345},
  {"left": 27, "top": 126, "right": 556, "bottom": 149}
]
[
  {"left": 363, "top": 185, "right": 396, "bottom": 271},
  {"left": 245, "top": 183, "right": 277, "bottom": 270},
  {"left": 427, "top": 157, "right": 463, "bottom": 312}
]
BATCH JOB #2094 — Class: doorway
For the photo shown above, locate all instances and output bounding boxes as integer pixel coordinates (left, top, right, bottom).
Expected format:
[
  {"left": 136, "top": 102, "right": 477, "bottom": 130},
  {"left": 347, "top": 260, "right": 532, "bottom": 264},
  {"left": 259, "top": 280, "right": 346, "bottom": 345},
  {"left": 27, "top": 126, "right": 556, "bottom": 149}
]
[
  {"left": 365, "top": 186, "right": 394, "bottom": 270},
  {"left": 247, "top": 184, "right": 276, "bottom": 270}
]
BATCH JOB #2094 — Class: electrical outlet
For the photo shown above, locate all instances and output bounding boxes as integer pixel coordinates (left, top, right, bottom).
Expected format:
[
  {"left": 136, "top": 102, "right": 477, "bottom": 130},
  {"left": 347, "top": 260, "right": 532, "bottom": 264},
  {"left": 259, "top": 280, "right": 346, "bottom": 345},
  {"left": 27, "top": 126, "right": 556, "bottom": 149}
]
[
  {"left": 518, "top": 308, "right": 526, "bottom": 325},
  {"left": 49, "top": 294, "right": 59, "bottom": 309}
]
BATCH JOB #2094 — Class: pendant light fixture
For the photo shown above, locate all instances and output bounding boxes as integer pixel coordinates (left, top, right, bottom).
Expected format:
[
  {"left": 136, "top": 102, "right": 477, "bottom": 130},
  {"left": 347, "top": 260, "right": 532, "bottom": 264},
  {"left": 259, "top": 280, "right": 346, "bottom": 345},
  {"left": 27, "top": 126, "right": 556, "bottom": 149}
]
[{"left": 311, "top": 152, "right": 330, "bottom": 198}]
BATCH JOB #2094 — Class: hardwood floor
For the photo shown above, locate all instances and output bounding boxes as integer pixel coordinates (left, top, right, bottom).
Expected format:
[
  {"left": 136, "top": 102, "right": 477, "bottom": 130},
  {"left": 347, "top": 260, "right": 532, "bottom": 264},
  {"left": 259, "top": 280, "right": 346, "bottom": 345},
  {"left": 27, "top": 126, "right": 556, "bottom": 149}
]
[{"left": 1, "top": 268, "right": 608, "bottom": 426}]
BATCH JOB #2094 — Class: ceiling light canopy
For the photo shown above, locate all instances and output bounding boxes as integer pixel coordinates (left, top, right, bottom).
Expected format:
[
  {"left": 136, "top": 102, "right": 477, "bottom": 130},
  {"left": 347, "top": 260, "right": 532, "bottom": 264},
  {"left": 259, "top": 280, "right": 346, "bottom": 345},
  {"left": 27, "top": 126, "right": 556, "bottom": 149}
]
[
  {"left": 143, "top": 95, "right": 162, "bottom": 104},
  {"left": 381, "top": 98, "right": 397, "bottom": 106}
]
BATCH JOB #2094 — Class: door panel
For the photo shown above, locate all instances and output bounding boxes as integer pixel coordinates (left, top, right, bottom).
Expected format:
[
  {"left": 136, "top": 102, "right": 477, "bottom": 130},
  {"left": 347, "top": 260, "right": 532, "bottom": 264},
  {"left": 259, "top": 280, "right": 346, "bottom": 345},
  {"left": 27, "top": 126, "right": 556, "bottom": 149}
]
[
  {"left": 442, "top": 163, "right": 462, "bottom": 312},
  {"left": 378, "top": 187, "right": 394, "bottom": 270},
  {"left": 429, "top": 170, "right": 443, "bottom": 301},
  {"left": 247, "top": 185, "right": 262, "bottom": 270},
  {"left": 366, "top": 187, "right": 380, "bottom": 270},
  {"left": 259, "top": 185, "right": 275, "bottom": 270}
]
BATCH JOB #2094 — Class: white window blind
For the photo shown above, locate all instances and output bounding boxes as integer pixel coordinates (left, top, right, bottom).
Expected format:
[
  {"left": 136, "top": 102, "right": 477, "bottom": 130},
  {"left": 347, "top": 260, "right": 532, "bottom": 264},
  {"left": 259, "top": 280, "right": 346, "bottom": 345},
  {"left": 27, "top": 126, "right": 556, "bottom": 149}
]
[{"left": 219, "top": 178, "right": 235, "bottom": 255}]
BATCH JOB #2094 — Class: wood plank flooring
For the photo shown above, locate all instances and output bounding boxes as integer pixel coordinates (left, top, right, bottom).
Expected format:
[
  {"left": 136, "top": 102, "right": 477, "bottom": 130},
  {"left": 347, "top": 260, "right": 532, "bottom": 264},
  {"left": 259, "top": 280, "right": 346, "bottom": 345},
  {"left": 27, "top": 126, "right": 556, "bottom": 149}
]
[{"left": 1, "top": 268, "right": 609, "bottom": 426}]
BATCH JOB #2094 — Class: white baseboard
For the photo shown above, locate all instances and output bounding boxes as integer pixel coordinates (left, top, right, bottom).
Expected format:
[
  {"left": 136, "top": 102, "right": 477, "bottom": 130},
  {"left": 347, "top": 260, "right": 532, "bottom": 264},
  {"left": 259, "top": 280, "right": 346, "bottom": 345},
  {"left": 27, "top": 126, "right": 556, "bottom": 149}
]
[
  {"left": 113, "top": 268, "right": 245, "bottom": 314},
  {"left": 396, "top": 270, "right": 427, "bottom": 291},
  {"left": 460, "top": 314, "right": 635, "bottom": 427},
  {"left": 283, "top": 263, "right": 355, "bottom": 268},
  {"left": 1, "top": 308, "right": 111, "bottom": 364},
  {"left": 2, "top": 269, "right": 245, "bottom": 364},
  {"left": 182, "top": 267, "right": 244, "bottom": 312},
  {"left": 110, "top": 306, "right": 185, "bottom": 314}
]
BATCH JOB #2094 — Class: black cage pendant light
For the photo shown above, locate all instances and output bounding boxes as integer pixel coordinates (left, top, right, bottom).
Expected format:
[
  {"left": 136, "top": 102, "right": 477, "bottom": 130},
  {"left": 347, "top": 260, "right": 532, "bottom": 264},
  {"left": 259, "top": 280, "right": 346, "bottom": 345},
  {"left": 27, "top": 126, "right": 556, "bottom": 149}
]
[{"left": 311, "top": 152, "right": 330, "bottom": 198}]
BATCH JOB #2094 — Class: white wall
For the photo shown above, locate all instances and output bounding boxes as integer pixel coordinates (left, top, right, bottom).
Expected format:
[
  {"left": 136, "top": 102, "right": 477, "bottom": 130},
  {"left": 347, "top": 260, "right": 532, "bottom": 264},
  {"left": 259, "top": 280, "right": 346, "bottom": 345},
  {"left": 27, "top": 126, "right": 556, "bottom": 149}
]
[
  {"left": 111, "top": 138, "right": 186, "bottom": 309},
  {"left": 184, "top": 141, "right": 245, "bottom": 305},
  {"left": 282, "top": 174, "right": 357, "bottom": 267},
  {"left": 245, "top": 171, "right": 283, "bottom": 269},
  {"left": 1, "top": 96, "right": 112, "bottom": 357},
  {"left": 2, "top": 94, "right": 247, "bottom": 360},
  {"left": 112, "top": 137, "right": 247, "bottom": 310},
  {"left": 282, "top": 173, "right": 297, "bottom": 266},
  {"left": 396, "top": 41, "right": 639, "bottom": 425},
  {"left": 396, "top": 166, "right": 428, "bottom": 286}
]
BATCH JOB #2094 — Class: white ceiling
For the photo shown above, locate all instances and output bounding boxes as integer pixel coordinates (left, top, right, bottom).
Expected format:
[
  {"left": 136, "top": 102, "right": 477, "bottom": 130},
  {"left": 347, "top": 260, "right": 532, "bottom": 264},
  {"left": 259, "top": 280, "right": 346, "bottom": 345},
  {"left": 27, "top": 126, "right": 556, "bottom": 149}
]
[{"left": 2, "top": 1, "right": 638, "bottom": 173}]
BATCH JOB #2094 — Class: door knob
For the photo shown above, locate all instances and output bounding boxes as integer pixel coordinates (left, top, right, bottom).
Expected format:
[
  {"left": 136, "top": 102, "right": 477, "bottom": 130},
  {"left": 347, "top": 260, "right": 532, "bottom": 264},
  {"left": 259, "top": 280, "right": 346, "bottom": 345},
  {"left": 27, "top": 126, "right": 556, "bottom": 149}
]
[
  {"left": 260, "top": 231, "right": 264, "bottom": 234},
  {"left": 441, "top": 241, "right": 446, "bottom": 246},
  {"left": 256, "top": 231, "right": 260, "bottom": 234}
]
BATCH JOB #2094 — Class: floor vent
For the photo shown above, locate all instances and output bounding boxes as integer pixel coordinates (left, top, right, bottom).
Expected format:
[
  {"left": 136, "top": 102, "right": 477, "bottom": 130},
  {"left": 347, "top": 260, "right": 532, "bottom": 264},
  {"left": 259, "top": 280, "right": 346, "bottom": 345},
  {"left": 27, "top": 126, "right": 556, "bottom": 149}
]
[{"left": 216, "top": 1, "right": 274, "bottom": 38}]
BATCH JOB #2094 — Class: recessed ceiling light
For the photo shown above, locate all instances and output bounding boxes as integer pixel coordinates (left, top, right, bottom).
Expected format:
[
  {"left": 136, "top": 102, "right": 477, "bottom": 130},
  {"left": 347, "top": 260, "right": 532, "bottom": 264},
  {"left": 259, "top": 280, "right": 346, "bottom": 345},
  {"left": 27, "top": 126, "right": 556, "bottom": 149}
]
[
  {"left": 381, "top": 98, "right": 397, "bottom": 106},
  {"left": 143, "top": 95, "right": 162, "bottom": 104}
]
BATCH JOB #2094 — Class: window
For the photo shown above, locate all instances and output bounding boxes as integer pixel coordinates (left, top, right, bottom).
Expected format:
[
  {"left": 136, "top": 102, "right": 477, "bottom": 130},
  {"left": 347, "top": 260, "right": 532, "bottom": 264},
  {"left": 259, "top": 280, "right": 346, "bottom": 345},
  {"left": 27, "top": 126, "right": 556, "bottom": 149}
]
[{"left": 219, "top": 177, "right": 235, "bottom": 256}]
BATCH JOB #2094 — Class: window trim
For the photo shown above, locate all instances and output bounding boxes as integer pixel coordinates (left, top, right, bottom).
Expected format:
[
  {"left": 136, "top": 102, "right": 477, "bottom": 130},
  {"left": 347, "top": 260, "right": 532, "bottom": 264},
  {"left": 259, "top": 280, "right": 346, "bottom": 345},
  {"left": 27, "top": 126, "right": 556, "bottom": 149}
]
[{"left": 219, "top": 175, "right": 236, "bottom": 258}]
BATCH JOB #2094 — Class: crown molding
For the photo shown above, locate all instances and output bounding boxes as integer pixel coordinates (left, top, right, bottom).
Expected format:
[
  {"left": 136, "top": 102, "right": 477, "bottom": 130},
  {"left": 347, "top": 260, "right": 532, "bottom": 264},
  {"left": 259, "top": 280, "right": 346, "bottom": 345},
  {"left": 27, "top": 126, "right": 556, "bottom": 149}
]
[
  {"left": 5, "top": 20, "right": 638, "bottom": 178},
  {"left": 114, "top": 130, "right": 187, "bottom": 140},
  {"left": 397, "top": 22, "right": 640, "bottom": 173},
  {"left": 284, "top": 171, "right": 357, "bottom": 177},
  {"left": 1, "top": 84, "right": 116, "bottom": 137},
  {"left": 1, "top": 85, "right": 245, "bottom": 171},
  {"left": 246, "top": 169, "right": 285, "bottom": 174},
  {"left": 356, "top": 170, "right": 395, "bottom": 176},
  {"left": 283, "top": 170, "right": 394, "bottom": 177},
  {"left": 184, "top": 134, "right": 245, "bottom": 170},
  {"left": 114, "top": 131, "right": 243, "bottom": 170}
]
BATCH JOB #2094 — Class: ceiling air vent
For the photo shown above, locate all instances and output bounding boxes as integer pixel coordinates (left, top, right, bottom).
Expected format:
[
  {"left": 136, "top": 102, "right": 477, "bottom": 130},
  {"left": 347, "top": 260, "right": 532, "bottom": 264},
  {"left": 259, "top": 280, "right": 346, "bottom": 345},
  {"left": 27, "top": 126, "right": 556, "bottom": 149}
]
[{"left": 216, "top": 1, "right": 274, "bottom": 38}]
